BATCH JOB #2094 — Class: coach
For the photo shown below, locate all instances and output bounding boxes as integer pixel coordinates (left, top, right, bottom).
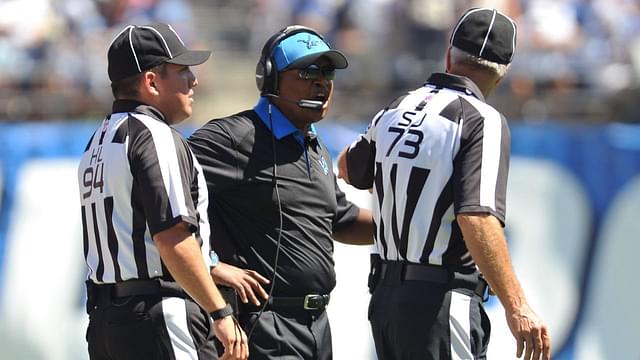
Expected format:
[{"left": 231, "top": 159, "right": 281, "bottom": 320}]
[{"left": 189, "top": 25, "right": 373, "bottom": 359}]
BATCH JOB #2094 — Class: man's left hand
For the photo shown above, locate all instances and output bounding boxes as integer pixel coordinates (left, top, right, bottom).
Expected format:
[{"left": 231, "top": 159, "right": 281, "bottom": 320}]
[{"left": 211, "top": 262, "right": 270, "bottom": 306}]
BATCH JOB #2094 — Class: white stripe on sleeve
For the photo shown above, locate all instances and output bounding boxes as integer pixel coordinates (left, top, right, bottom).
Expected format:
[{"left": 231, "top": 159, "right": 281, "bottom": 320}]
[
  {"left": 145, "top": 122, "right": 190, "bottom": 218},
  {"left": 479, "top": 116, "right": 502, "bottom": 210}
]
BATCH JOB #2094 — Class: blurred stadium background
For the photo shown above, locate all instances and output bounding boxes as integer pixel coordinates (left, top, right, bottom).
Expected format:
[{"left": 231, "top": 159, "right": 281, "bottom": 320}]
[{"left": 0, "top": 0, "right": 639, "bottom": 359}]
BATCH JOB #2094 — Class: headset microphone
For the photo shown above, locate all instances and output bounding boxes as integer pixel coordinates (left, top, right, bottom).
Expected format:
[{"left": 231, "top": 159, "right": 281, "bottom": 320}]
[
  {"left": 264, "top": 94, "right": 325, "bottom": 111},
  {"left": 297, "top": 99, "right": 324, "bottom": 110}
]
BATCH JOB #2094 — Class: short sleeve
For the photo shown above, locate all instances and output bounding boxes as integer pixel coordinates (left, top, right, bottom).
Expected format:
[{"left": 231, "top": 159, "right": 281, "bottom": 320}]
[
  {"left": 453, "top": 108, "right": 510, "bottom": 225},
  {"left": 332, "top": 175, "right": 360, "bottom": 231},
  {"left": 129, "top": 121, "right": 198, "bottom": 235},
  {"left": 188, "top": 120, "right": 241, "bottom": 192},
  {"left": 346, "top": 109, "right": 385, "bottom": 189}
]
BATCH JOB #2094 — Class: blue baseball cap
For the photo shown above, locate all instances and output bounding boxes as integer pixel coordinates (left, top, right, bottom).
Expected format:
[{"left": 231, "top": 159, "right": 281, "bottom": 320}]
[{"left": 272, "top": 32, "right": 348, "bottom": 71}]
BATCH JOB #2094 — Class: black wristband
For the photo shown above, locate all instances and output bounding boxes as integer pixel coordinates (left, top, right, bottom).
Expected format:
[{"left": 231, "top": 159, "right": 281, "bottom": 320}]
[{"left": 209, "top": 303, "right": 233, "bottom": 321}]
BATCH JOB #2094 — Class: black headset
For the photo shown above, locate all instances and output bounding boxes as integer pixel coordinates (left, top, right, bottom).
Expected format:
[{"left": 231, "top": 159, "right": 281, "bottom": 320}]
[{"left": 255, "top": 25, "right": 326, "bottom": 96}]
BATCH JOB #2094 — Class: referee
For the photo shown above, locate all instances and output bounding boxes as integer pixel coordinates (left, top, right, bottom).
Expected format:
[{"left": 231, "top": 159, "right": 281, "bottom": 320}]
[
  {"left": 338, "top": 8, "right": 551, "bottom": 360},
  {"left": 78, "top": 23, "right": 247, "bottom": 360}
]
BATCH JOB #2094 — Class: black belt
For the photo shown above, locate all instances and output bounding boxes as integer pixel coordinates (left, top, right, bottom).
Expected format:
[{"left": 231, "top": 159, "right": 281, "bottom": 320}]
[
  {"left": 379, "top": 261, "right": 490, "bottom": 300},
  {"left": 270, "top": 294, "right": 330, "bottom": 310},
  {"left": 85, "top": 279, "right": 186, "bottom": 312},
  {"left": 241, "top": 294, "right": 330, "bottom": 313}
]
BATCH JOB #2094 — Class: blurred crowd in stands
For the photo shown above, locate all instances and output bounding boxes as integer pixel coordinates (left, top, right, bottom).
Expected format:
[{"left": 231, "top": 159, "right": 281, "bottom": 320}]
[{"left": 0, "top": 0, "right": 639, "bottom": 122}]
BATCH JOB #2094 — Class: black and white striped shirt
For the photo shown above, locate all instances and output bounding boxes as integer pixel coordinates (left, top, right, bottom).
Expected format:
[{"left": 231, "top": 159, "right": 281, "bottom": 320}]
[
  {"left": 78, "top": 100, "right": 210, "bottom": 284},
  {"left": 346, "top": 73, "right": 510, "bottom": 270}
]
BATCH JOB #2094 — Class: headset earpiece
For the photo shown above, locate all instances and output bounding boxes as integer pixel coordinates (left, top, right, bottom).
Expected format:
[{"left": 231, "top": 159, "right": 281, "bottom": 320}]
[
  {"left": 255, "top": 61, "right": 266, "bottom": 93},
  {"left": 258, "top": 53, "right": 275, "bottom": 95},
  {"left": 255, "top": 25, "right": 325, "bottom": 96}
]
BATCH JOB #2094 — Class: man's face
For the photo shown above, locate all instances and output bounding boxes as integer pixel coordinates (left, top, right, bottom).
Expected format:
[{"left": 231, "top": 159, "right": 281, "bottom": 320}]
[
  {"left": 275, "top": 57, "right": 335, "bottom": 129},
  {"left": 152, "top": 63, "right": 198, "bottom": 124}
]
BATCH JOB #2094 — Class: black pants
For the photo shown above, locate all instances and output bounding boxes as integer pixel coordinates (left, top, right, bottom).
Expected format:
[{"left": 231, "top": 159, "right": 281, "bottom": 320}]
[
  {"left": 237, "top": 309, "right": 332, "bottom": 360},
  {"left": 86, "top": 294, "right": 218, "bottom": 360},
  {"left": 369, "top": 279, "right": 490, "bottom": 360}
]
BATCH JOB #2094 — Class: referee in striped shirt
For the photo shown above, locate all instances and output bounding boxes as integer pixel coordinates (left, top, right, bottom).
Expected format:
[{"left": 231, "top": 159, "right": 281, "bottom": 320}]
[
  {"left": 78, "top": 24, "right": 247, "bottom": 359},
  {"left": 338, "top": 8, "right": 550, "bottom": 360}
]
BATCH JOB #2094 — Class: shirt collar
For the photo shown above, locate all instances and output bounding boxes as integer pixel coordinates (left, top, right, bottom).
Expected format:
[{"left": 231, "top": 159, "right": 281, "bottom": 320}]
[
  {"left": 253, "top": 96, "right": 317, "bottom": 146},
  {"left": 425, "top": 72, "right": 486, "bottom": 102},
  {"left": 112, "top": 99, "right": 167, "bottom": 123}
]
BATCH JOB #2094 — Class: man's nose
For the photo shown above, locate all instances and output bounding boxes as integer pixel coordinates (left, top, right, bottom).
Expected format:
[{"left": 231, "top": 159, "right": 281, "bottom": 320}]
[
  {"left": 312, "top": 77, "right": 330, "bottom": 90},
  {"left": 189, "top": 71, "right": 198, "bottom": 88}
]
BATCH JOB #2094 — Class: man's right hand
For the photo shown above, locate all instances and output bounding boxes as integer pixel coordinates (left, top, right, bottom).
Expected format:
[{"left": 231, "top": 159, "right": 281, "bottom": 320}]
[
  {"left": 505, "top": 302, "right": 551, "bottom": 360},
  {"left": 211, "top": 262, "right": 270, "bottom": 306},
  {"left": 213, "top": 316, "right": 248, "bottom": 360}
]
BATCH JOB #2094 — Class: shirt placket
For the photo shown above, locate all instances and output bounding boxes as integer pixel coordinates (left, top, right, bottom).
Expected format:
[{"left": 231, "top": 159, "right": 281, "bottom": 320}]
[{"left": 303, "top": 138, "right": 312, "bottom": 180}]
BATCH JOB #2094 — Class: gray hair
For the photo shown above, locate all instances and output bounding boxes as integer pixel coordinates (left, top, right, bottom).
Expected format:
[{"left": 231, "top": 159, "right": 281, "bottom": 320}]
[{"left": 449, "top": 46, "right": 510, "bottom": 78}]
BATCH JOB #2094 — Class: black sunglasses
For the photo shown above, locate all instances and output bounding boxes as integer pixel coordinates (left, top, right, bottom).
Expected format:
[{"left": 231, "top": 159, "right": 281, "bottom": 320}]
[{"left": 297, "top": 67, "right": 336, "bottom": 80}]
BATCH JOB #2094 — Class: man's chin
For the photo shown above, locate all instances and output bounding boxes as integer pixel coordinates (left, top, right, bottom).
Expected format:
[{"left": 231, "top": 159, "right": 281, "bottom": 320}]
[
  {"left": 170, "top": 110, "right": 191, "bottom": 125},
  {"left": 310, "top": 112, "right": 326, "bottom": 123}
]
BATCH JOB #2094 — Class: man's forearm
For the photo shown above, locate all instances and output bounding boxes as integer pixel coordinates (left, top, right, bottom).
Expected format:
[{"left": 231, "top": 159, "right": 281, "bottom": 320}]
[
  {"left": 154, "top": 222, "right": 227, "bottom": 312},
  {"left": 333, "top": 208, "right": 374, "bottom": 245},
  {"left": 457, "top": 213, "right": 526, "bottom": 312}
]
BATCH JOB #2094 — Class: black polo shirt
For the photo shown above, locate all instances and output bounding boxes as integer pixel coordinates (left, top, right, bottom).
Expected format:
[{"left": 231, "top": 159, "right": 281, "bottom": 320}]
[{"left": 188, "top": 98, "right": 360, "bottom": 296}]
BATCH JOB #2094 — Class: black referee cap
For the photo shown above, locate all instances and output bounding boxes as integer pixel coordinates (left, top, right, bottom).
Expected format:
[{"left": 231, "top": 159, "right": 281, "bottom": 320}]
[
  {"left": 108, "top": 23, "right": 211, "bottom": 82},
  {"left": 450, "top": 8, "right": 517, "bottom": 65}
]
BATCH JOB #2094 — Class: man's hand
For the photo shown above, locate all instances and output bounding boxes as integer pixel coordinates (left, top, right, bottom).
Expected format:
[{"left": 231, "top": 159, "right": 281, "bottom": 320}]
[
  {"left": 213, "top": 316, "right": 248, "bottom": 360},
  {"left": 336, "top": 147, "right": 350, "bottom": 184},
  {"left": 211, "top": 262, "right": 270, "bottom": 306},
  {"left": 506, "top": 303, "right": 551, "bottom": 360},
  {"left": 457, "top": 214, "right": 552, "bottom": 359}
]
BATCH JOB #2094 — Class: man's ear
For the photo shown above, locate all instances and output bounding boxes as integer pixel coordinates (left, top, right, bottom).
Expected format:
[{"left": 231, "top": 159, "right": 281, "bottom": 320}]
[
  {"left": 445, "top": 47, "right": 452, "bottom": 73},
  {"left": 142, "top": 71, "right": 159, "bottom": 95}
]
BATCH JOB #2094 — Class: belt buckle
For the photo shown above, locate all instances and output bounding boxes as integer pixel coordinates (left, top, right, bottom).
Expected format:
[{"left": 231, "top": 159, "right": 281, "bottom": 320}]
[{"left": 303, "top": 294, "right": 323, "bottom": 310}]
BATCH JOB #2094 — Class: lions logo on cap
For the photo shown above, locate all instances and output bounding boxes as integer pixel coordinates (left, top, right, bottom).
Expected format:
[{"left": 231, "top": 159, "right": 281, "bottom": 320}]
[{"left": 298, "top": 35, "right": 320, "bottom": 49}]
